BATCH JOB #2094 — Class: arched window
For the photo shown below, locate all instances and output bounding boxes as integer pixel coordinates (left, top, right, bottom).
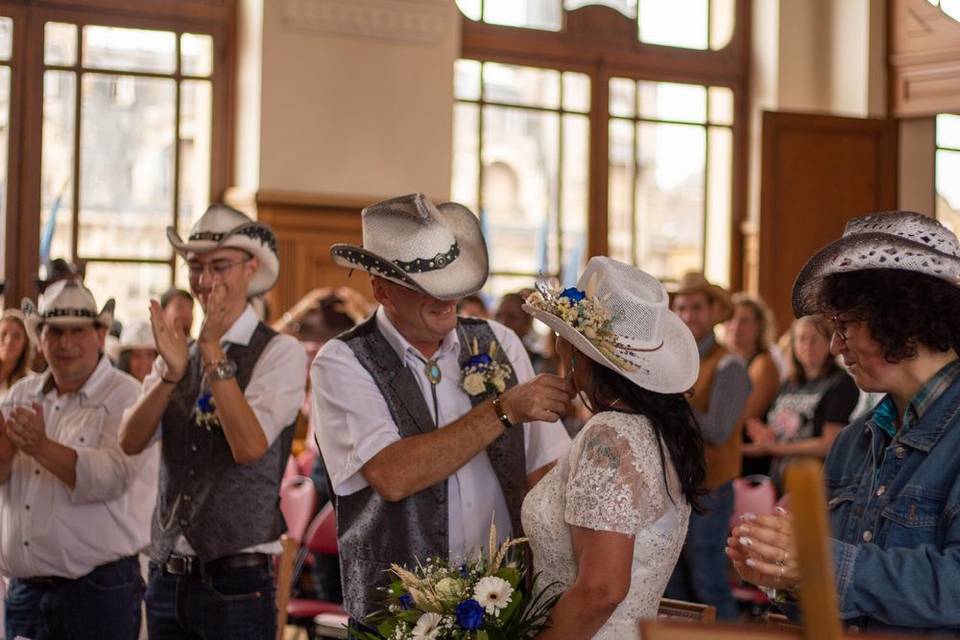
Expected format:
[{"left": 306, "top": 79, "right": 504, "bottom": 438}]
[{"left": 452, "top": 0, "right": 748, "bottom": 295}]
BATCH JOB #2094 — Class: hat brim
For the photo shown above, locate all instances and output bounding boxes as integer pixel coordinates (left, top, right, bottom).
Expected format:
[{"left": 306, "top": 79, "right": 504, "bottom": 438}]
[
  {"left": 330, "top": 201, "right": 488, "bottom": 300},
  {"left": 167, "top": 226, "right": 279, "bottom": 297},
  {"left": 792, "top": 232, "right": 960, "bottom": 318},
  {"left": 524, "top": 304, "right": 700, "bottom": 394}
]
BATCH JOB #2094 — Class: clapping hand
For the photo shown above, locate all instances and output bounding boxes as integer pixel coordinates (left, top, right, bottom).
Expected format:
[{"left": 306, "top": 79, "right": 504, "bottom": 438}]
[
  {"left": 198, "top": 282, "right": 231, "bottom": 349},
  {"left": 6, "top": 403, "right": 48, "bottom": 457},
  {"left": 744, "top": 418, "right": 776, "bottom": 455},
  {"left": 149, "top": 299, "right": 189, "bottom": 382}
]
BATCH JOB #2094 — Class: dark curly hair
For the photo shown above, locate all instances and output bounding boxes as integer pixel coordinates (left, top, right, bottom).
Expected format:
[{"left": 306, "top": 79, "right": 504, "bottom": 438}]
[
  {"left": 817, "top": 269, "right": 960, "bottom": 363},
  {"left": 585, "top": 363, "right": 707, "bottom": 513}
]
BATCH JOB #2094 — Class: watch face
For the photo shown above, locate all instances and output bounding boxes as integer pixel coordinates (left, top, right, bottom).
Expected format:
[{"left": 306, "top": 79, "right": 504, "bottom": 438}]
[{"left": 215, "top": 359, "right": 237, "bottom": 379}]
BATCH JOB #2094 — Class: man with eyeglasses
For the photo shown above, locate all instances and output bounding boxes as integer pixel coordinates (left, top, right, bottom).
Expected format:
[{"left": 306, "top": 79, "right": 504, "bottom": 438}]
[
  {"left": 728, "top": 211, "right": 960, "bottom": 635},
  {"left": 120, "top": 204, "right": 306, "bottom": 640}
]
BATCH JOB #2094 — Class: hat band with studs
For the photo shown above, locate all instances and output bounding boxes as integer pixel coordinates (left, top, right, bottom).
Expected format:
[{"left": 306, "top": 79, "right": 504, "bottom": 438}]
[
  {"left": 189, "top": 226, "right": 278, "bottom": 253},
  {"left": 392, "top": 242, "right": 460, "bottom": 274},
  {"left": 41, "top": 308, "right": 98, "bottom": 320}
]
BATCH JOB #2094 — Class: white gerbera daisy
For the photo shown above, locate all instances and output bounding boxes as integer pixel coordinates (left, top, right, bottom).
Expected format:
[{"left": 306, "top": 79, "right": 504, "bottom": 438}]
[
  {"left": 473, "top": 576, "right": 514, "bottom": 615},
  {"left": 411, "top": 612, "right": 442, "bottom": 640}
]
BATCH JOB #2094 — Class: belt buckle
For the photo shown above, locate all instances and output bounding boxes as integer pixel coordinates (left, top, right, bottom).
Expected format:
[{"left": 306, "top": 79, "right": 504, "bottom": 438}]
[{"left": 166, "top": 555, "right": 195, "bottom": 576}]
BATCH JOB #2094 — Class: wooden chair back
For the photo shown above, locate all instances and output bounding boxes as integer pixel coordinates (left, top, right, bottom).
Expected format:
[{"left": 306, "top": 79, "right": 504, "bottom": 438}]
[{"left": 657, "top": 597, "right": 717, "bottom": 623}]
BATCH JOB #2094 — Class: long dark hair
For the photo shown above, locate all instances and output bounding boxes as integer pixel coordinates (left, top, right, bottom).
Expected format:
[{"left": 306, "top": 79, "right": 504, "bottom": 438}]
[{"left": 586, "top": 361, "right": 707, "bottom": 512}]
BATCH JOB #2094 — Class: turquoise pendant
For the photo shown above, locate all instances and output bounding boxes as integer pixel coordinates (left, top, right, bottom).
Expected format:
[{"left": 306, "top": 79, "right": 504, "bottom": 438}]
[{"left": 425, "top": 359, "right": 442, "bottom": 385}]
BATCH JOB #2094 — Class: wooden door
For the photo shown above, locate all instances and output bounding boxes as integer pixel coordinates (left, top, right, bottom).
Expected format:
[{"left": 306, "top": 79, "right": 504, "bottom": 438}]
[{"left": 758, "top": 111, "right": 898, "bottom": 330}]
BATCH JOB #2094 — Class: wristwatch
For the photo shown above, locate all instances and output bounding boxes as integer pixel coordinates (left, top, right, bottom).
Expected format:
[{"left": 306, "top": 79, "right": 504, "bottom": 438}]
[{"left": 205, "top": 358, "right": 238, "bottom": 381}]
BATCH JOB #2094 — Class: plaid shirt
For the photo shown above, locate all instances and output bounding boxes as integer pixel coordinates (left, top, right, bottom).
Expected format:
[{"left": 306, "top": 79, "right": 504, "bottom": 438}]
[{"left": 872, "top": 358, "right": 960, "bottom": 438}]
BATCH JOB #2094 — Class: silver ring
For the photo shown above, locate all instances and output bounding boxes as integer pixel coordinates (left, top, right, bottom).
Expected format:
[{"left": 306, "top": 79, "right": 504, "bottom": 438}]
[{"left": 778, "top": 564, "right": 785, "bottom": 579}]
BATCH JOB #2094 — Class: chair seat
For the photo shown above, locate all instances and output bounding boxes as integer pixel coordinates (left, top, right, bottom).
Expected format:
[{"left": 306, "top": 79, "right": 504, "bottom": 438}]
[{"left": 287, "top": 598, "right": 345, "bottom": 619}]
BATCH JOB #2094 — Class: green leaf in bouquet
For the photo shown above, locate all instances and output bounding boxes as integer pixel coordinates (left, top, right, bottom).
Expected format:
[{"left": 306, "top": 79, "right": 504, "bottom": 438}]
[
  {"left": 476, "top": 631, "right": 489, "bottom": 640},
  {"left": 496, "top": 588, "right": 523, "bottom": 623},
  {"left": 397, "top": 608, "right": 422, "bottom": 623},
  {"left": 495, "top": 566, "right": 520, "bottom": 589}
]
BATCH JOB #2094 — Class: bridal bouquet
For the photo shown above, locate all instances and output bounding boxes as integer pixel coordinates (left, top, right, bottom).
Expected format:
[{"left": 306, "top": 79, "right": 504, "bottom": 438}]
[{"left": 354, "top": 525, "right": 559, "bottom": 640}]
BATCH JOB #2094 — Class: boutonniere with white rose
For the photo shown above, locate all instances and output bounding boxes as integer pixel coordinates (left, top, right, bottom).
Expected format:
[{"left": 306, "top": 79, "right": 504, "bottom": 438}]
[{"left": 461, "top": 338, "right": 513, "bottom": 398}]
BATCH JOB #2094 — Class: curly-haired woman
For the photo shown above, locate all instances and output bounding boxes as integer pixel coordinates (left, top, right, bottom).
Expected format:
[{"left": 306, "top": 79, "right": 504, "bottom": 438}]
[{"left": 728, "top": 211, "right": 960, "bottom": 635}]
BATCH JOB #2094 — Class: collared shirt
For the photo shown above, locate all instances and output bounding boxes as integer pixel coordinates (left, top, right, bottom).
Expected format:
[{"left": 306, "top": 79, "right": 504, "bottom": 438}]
[
  {"left": 137, "top": 304, "right": 307, "bottom": 556},
  {"left": 312, "top": 308, "right": 571, "bottom": 561},
  {"left": 696, "top": 332, "right": 751, "bottom": 444},
  {"left": 871, "top": 359, "right": 960, "bottom": 439},
  {"left": 0, "top": 356, "right": 157, "bottom": 579}
]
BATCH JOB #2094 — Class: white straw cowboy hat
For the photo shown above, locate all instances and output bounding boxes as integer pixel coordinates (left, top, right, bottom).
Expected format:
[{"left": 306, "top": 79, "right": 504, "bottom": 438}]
[
  {"left": 330, "top": 193, "right": 488, "bottom": 300},
  {"left": 793, "top": 211, "right": 960, "bottom": 318},
  {"left": 524, "top": 256, "right": 699, "bottom": 394},
  {"left": 20, "top": 280, "right": 114, "bottom": 345},
  {"left": 119, "top": 319, "right": 156, "bottom": 353},
  {"left": 166, "top": 204, "right": 279, "bottom": 297}
]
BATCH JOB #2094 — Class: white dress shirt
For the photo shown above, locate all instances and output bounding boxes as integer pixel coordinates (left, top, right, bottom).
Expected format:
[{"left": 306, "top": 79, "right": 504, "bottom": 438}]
[
  {"left": 138, "top": 304, "right": 307, "bottom": 556},
  {"left": 0, "top": 357, "right": 158, "bottom": 579},
  {"left": 312, "top": 308, "right": 571, "bottom": 561}
]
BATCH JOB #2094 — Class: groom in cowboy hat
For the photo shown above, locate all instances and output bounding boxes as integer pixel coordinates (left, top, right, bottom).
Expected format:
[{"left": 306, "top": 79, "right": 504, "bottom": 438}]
[
  {"left": 120, "top": 203, "right": 306, "bottom": 639},
  {"left": 665, "top": 271, "right": 751, "bottom": 619},
  {"left": 313, "top": 193, "right": 573, "bottom": 631},
  {"left": 0, "top": 280, "right": 158, "bottom": 639}
]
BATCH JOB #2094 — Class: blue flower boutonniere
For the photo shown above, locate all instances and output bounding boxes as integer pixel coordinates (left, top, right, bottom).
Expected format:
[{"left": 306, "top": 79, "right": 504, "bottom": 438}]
[
  {"left": 461, "top": 338, "right": 513, "bottom": 398},
  {"left": 194, "top": 390, "right": 220, "bottom": 430}
]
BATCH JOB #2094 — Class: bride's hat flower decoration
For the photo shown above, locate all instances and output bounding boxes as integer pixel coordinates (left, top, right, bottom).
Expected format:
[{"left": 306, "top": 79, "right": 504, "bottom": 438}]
[
  {"left": 352, "top": 518, "right": 560, "bottom": 639},
  {"left": 461, "top": 337, "right": 513, "bottom": 397},
  {"left": 525, "top": 274, "right": 639, "bottom": 373}
]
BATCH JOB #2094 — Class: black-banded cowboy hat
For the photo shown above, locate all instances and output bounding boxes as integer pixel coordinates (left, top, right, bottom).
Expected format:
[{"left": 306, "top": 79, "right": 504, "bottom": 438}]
[
  {"left": 21, "top": 280, "right": 114, "bottom": 345},
  {"left": 330, "top": 193, "right": 488, "bottom": 301},
  {"left": 792, "top": 211, "right": 960, "bottom": 318},
  {"left": 166, "top": 204, "right": 279, "bottom": 297}
]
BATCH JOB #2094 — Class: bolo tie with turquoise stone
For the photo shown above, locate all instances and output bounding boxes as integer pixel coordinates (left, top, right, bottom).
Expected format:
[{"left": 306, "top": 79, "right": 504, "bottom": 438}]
[{"left": 414, "top": 354, "right": 442, "bottom": 425}]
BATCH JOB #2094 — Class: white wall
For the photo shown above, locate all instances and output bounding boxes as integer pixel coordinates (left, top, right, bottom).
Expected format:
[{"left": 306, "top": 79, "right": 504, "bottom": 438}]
[{"left": 248, "top": 0, "right": 459, "bottom": 200}]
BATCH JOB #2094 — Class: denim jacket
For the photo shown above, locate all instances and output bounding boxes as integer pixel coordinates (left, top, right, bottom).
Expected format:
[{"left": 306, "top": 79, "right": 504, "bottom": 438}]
[{"left": 818, "top": 366, "right": 960, "bottom": 635}]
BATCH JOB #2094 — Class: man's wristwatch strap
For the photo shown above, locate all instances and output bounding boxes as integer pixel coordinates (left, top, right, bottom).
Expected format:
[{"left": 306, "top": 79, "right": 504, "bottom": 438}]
[{"left": 492, "top": 395, "right": 514, "bottom": 430}]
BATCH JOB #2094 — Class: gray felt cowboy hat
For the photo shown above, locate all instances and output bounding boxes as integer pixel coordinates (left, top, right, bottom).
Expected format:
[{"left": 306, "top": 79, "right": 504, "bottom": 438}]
[
  {"left": 792, "top": 211, "right": 960, "bottom": 318},
  {"left": 20, "top": 280, "right": 114, "bottom": 345},
  {"left": 330, "top": 193, "right": 488, "bottom": 300},
  {"left": 166, "top": 204, "right": 279, "bottom": 297}
]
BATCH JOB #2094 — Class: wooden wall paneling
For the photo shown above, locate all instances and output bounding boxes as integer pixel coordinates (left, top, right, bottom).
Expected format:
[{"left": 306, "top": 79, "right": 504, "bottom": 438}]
[
  {"left": 889, "top": 0, "right": 960, "bottom": 116},
  {"left": 758, "top": 111, "right": 898, "bottom": 329}
]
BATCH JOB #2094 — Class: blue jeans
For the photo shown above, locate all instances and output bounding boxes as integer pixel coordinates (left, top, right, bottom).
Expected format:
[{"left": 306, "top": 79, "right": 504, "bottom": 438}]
[
  {"left": 4, "top": 556, "right": 143, "bottom": 640},
  {"left": 145, "top": 562, "right": 276, "bottom": 640},
  {"left": 665, "top": 481, "right": 738, "bottom": 620}
]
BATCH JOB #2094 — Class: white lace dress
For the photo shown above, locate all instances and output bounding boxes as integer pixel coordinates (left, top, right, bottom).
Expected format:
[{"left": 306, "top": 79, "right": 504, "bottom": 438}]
[{"left": 521, "top": 411, "right": 691, "bottom": 639}]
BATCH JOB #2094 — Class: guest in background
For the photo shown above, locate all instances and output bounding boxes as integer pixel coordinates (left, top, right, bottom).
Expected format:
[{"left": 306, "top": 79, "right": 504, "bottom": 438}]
[
  {"left": 495, "top": 292, "right": 555, "bottom": 373},
  {"left": 723, "top": 293, "right": 782, "bottom": 476},
  {"left": 116, "top": 320, "right": 159, "bottom": 384},
  {"left": 273, "top": 286, "right": 373, "bottom": 338},
  {"left": 456, "top": 293, "right": 489, "bottom": 319},
  {"left": 120, "top": 204, "right": 305, "bottom": 640},
  {"left": 665, "top": 272, "right": 751, "bottom": 620},
  {"left": 159, "top": 288, "right": 195, "bottom": 339},
  {"left": 743, "top": 315, "right": 858, "bottom": 488},
  {"left": 0, "top": 310, "right": 32, "bottom": 401},
  {"left": 1, "top": 281, "right": 157, "bottom": 640}
]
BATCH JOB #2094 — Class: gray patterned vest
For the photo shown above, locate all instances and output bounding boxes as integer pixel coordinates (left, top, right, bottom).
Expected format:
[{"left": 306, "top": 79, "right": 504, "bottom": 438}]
[
  {"left": 149, "top": 322, "right": 295, "bottom": 563},
  {"left": 334, "top": 315, "right": 526, "bottom": 619}
]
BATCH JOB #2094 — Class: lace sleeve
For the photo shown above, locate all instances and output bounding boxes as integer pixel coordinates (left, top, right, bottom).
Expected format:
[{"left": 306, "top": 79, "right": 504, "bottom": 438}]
[{"left": 563, "top": 416, "right": 667, "bottom": 535}]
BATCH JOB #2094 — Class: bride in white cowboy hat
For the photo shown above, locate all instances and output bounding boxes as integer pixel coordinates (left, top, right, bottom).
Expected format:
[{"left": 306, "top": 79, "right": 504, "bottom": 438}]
[{"left": 521, "top": 256, "right": 706, "bottom": 640}]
